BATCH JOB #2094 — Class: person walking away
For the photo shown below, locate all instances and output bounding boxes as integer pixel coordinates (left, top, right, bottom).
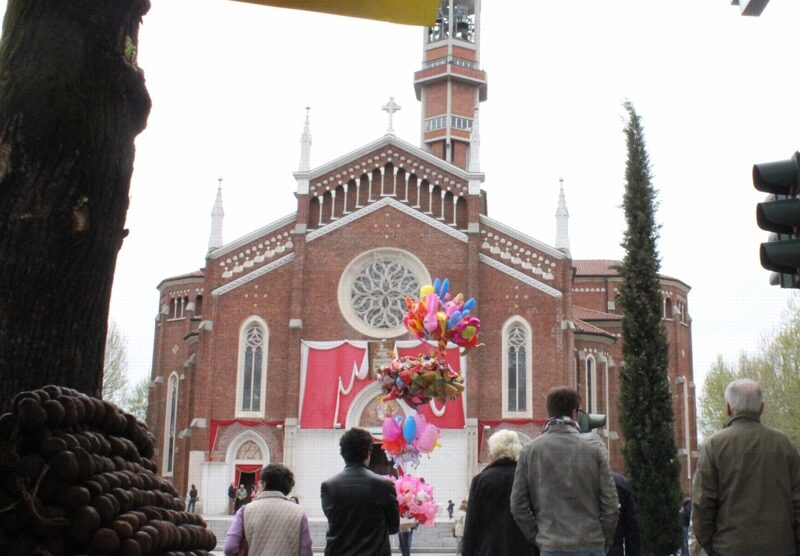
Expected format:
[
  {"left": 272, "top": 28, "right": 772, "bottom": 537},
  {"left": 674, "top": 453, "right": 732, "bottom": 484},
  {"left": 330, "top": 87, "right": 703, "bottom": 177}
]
[
  {"left": 187, "top": 484, "right": 198, "bottom": 513},
  {"left": 235, "top": 483, "right": 248, "bottom": 512},
  {"left": 223, "top": 463, "right": 312, "bottom": 556},
  {"left": 511, "top": 387, "right": 618, "bottom": 556},
  {"left": 321, "top": 427, "right": 399, "bottom": 556},
  {"left": 680, "top": 495, "right": 691, "bottom": 556},
  {"left": 447, "top": 500, "right": 455, "bottom": 519},
  {"left": 453, "top": 500, "right": 467, "bottom": 555},
  {"left": 462, "top": 429, "right": 538, "bottom": 556},
  {"left": 692, "top": 378, "right": 800, "bottom": 556},
  {"left": 228, "top": 482, "right": 237, "bottom": 515},
  {"left": 607, "top": 472, "right": 642, "bottom": 556},
  {"left": 398, "top": 517, "right": 417, "bottom": 556}
]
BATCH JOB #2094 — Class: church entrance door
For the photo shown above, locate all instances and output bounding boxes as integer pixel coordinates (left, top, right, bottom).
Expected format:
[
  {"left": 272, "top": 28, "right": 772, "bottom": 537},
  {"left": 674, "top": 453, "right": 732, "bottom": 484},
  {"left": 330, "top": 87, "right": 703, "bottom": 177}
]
[{"left": 238, "top": 470, "right": 259, "bottom": 501}]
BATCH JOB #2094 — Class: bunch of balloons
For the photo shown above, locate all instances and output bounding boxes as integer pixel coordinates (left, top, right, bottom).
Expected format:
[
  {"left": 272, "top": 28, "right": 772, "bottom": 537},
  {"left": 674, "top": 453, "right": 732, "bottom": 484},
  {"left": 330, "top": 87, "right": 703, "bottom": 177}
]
[
  {"left": 392, "top": 475, "right": 438, "bottom": 526},
  {"left": 377, "top": 352, "right": 464, "bottom": 408},
  {"left": 403, "top": 278, "right": 481, "bottom": 352},
  {"left": 381, "top": 414, "right": 440, "bottom": 469}
]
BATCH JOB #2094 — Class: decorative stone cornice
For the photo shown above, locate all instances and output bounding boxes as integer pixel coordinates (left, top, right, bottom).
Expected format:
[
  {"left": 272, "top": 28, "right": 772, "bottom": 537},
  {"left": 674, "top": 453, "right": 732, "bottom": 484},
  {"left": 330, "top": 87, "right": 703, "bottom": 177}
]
[
  {"left": 212, "top": 254, "right": 295, "bottom": 297},
  {"left": 479, "top": 215, "right": 566, "bottom": 260},
  {"left": 478, "top": 254, "right": 562, "bottom": 298},
  {"left": 208, "top": 213, "right": 296, "bottom": 260},
  {"left": 307, "top": 197, "right": 468, "bottom": 243}
]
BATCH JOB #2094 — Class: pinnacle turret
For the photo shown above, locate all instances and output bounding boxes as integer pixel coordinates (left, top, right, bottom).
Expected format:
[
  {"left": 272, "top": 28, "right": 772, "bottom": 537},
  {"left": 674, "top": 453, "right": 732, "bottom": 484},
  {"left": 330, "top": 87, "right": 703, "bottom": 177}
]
[{"left": 208, "top": 178, "right": 224, "bottom": 252}]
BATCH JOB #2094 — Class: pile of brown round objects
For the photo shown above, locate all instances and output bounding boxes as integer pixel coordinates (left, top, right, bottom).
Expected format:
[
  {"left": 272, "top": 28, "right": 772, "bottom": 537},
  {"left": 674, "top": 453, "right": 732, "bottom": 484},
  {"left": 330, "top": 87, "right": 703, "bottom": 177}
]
[{"left": 0, "top": 386, "right": 217, "bottom": 555}]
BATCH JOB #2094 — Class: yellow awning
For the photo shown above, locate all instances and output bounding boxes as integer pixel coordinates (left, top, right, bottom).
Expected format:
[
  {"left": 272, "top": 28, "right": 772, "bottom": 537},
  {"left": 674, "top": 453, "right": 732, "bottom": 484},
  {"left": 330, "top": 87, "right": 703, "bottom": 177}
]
[{"left": 229, "top": 0, "right": 439, "bottom": 26}]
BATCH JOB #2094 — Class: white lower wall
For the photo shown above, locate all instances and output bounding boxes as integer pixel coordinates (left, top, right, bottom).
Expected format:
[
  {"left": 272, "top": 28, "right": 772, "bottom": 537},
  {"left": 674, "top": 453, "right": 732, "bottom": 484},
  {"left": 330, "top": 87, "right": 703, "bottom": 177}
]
[
  {"left": 292, "top": 429, "right": 469, "bottom": 519},
  {"left": 198, "top": 429, "right": 472, "bottom": 519},
  {"left": 201, "top": 461, "right": 232, "bottom": 515},
  {"left": 293, "top": 429, "right": 346, "bottom": 518},
  {"left": 410, "top": 429, "right": 470, "bottom": 517}
]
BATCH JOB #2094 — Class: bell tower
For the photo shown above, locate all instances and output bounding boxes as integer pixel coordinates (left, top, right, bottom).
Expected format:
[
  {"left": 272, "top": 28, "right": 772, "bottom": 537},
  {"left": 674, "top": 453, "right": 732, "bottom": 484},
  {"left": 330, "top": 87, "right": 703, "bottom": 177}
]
[{"left": 414, "top": 0, "right": 487, "bottom": 170}]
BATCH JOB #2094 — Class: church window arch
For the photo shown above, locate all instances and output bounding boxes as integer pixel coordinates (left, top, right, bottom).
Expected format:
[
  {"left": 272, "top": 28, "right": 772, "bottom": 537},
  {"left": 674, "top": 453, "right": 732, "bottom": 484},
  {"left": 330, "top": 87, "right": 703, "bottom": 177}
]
[
  {"left": 236, "top": 316, "right": 269, "bottom": 418},
  {"left": 236, "top": 440, "right": 263, "bottom": 461},
  {"left": 502, "top": 317, "right": 533, "bottom": 418},
  {"left": 585, "top": 355, "right": 597, "bottom": 414},
  {"left": 664, "top": 297, "right": 673, "bottom": 320},
  {"left": 194, "top": 294, "right": 203, "bottom": 316},
  {"left": 162, "top": 372, "right": 179, "bottom": 476},
  {"left": 338, "top": 248, "right": 431, "bottom": 338},
  {"left": 455, "top": 196, "right": 468, "bottom": 229}
]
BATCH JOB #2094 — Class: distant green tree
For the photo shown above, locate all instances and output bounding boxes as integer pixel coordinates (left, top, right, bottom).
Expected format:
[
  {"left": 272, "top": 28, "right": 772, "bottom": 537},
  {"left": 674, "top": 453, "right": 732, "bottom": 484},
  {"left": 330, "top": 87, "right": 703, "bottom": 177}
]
[
  {"left": 617, "top": 102, "right": 682, "bottom": 554},
  {"left": 697, "top": 356, "right": 737, "bottom": 439},
  {"left": 124, "top": 378, "right": 150, "bottom": 422},
  {"left": 102, "top": 321, "right": 129, "bottom": 406},
  {"left": 700, "top": 296, "right": 800, "bottom": 447}
]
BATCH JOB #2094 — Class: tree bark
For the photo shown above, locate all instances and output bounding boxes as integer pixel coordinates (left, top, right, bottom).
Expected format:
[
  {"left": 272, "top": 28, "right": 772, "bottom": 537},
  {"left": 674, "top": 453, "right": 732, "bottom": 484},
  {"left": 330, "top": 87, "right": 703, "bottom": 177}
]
[{"left": 0, "top": 1, "right": 151, "bottom": 410}]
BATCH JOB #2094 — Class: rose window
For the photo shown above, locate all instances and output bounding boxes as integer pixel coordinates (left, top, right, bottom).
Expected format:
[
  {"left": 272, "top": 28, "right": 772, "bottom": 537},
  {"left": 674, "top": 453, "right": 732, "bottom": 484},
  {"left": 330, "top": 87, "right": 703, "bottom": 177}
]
[{"left": 339, "top": 249, "right": 430, "bottom": 338}]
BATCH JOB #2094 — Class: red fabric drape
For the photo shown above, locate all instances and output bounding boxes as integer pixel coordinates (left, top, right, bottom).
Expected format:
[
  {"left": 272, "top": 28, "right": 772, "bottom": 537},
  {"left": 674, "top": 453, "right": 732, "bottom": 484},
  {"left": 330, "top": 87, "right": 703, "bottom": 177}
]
[
  {"left": 300, "top": 343, "right": 368, "bottom": 428},
  {"left": 234, "top": 464, "right": 263, "bottom": 487}
]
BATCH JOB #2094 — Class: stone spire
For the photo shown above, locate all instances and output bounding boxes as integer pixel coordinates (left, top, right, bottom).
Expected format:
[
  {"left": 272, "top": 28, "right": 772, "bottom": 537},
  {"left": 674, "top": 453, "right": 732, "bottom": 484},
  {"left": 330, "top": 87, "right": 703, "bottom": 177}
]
[
  {"left": 468, "top": 107, "right": 481, "bottom": 173},
  {"left": 555, "top": 177, "right": 571, "bottom": 254},
  {"left": 298, "top": 106, "right": 311, "bottom": 172},
  {"left": 208, "top": 178, "right": 224, "bottom": 252}
]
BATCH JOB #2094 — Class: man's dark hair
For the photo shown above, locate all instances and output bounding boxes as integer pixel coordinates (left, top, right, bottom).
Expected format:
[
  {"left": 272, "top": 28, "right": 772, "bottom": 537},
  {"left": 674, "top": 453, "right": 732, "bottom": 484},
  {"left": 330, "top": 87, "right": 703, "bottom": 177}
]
[
  {"left": 339, "top": 427, "right": 373, "bottom": 464},
  {"left": 547, "top": 387, "right": 581, "bottom": 418},
  {"left": 260, "top": 463, "right": 295, "bottom": 495}
]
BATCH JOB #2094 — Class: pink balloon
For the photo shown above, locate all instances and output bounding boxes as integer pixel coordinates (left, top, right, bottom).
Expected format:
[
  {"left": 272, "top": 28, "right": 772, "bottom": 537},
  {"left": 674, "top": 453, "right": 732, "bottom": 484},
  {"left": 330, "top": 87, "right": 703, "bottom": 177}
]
[
  {"left": 383, "top": 416, "right": 402, "bottom": 441},
  {"left": 416, "top": 424, "right": 440, "bottom": 453},
  {"left": 414, "top": 414, "right": 428, "bottom": 440}
]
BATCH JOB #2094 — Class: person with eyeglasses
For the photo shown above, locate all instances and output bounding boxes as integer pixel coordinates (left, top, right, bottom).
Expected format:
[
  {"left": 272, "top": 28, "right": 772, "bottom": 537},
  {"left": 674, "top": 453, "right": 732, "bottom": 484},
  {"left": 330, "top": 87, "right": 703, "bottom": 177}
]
[{"left": 510, "top": 387, "right": 618, "bottom": 556}]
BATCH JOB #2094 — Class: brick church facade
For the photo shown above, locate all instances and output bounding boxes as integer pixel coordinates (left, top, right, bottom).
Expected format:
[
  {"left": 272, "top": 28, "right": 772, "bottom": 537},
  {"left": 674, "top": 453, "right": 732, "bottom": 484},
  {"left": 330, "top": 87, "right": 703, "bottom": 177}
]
[{"left": 146, "top": 0, "right": 697, "bottom": 516}]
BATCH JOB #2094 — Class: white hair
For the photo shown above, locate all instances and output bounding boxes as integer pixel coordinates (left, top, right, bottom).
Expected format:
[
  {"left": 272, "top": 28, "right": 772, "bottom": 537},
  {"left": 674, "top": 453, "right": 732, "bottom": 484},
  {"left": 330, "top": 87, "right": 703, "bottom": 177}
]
[
  {"left": 488, "top": 429, "right": 523, "bottom": 462},
  {"left": 724, "top": 378, "right": 762, "bottom": 415}
]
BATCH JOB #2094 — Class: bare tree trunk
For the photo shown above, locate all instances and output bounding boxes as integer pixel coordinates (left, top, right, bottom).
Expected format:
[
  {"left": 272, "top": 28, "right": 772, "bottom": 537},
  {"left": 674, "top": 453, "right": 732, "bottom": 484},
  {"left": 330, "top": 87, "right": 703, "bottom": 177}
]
[{"left": 0, "top": 1, "right": 151, "bottom": 410}]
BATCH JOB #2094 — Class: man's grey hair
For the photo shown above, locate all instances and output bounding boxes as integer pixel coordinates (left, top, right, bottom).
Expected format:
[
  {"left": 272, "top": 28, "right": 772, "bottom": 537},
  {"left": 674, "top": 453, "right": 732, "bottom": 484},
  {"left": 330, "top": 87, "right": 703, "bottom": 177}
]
[
  {"left": 488, "top": 429, "right": 523, "bottom": 462},
  {"left": 724, "top": 378, "right": 762, "bottom": 415}
]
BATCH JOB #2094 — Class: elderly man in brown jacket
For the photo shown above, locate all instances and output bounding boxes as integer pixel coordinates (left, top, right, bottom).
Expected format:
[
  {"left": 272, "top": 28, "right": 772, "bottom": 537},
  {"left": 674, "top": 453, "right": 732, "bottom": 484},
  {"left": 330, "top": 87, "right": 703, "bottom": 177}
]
[{"left": 692, "top": 378, "right": 800, "bottom": 556}]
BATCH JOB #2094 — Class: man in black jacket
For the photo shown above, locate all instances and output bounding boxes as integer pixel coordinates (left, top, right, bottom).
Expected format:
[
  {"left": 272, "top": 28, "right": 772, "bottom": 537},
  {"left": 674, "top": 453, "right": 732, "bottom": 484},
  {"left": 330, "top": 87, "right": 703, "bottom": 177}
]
[
  {"left": 607, "top": 472, "right": 642, "bottom": 556},
  {"left": 321, "top": 427, "right": 400, "bottom": 556}
]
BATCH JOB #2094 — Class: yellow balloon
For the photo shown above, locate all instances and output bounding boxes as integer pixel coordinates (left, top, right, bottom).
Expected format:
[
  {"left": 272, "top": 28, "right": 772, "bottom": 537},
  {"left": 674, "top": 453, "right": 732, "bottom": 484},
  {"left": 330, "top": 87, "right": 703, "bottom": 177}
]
[{"left": 420, "top": 284, "right": 435, "bottom": 298}]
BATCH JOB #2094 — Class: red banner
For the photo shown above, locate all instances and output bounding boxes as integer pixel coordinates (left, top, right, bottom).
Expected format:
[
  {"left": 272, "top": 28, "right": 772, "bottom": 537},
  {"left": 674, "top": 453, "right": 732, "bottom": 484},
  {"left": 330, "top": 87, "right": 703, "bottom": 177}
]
[{"left": 300, "top": 343, "right": 368, "bottom": 428}]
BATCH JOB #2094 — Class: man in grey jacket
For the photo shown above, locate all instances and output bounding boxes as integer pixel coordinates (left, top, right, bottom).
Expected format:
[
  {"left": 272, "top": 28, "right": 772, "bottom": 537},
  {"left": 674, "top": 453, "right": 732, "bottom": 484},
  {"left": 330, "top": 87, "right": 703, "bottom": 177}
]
[
  {"left": 510, "top": 387, "right": 618, "bottom": 556},
  {"left": 692, "top": 378, "right": 800, "bottom": 556}
]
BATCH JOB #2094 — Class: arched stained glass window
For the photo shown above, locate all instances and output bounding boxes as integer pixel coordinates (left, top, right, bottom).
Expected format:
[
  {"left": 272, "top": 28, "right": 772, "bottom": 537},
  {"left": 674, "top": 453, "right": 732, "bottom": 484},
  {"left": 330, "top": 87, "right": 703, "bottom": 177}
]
[
  {"left": 503, "top": 318, "right": 533, "bottom": 417},
  {"left": 586, "top": 356, "right": 597, "bottom": 414},
  {"left": 237, "top": 318, "right": 268, "bottom": 417},
  {"left": 164, "top": 374, "right": 179, "bottom": 475},
  {"left": 507, "top": 324, "right": 527, "bottom": 412}
]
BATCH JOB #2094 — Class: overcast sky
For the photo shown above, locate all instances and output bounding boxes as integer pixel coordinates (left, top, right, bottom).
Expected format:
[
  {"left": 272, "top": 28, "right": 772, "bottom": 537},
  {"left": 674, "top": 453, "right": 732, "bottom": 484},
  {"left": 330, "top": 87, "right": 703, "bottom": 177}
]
[{"left": 5, "top": 1, "right": 798, "bottom": 396}]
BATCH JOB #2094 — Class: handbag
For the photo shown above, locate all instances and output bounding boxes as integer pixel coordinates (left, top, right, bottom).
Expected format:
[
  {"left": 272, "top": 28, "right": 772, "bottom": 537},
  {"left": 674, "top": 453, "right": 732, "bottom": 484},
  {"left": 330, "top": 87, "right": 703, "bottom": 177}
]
[{"left": 236, "top": 506, "right": 249, "bottom": 556}]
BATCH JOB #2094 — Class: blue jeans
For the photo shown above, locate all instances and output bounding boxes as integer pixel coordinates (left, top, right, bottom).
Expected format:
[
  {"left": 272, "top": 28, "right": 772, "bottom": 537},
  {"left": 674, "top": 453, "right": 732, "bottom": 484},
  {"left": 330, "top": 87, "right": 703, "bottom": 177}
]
[
  {"left": 541, "top": 552, "right": 604, "bottom": 556},
  {"left": 398, "top": 530, "right": 413, "bottom": 556}
]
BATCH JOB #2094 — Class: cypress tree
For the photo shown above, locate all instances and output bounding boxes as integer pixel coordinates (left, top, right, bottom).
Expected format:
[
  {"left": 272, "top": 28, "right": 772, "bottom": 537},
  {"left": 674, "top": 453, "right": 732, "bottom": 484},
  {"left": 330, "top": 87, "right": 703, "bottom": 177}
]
[{"left": 617, "top": 102, "right": 682, "bottom": 554}]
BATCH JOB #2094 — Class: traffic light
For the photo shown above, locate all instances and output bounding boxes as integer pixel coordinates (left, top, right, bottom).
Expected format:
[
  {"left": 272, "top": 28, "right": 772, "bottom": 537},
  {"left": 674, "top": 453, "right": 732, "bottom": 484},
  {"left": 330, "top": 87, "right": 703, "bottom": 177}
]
[{"left": 753, "top": 152, "right": 800, "bottom": 288}]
